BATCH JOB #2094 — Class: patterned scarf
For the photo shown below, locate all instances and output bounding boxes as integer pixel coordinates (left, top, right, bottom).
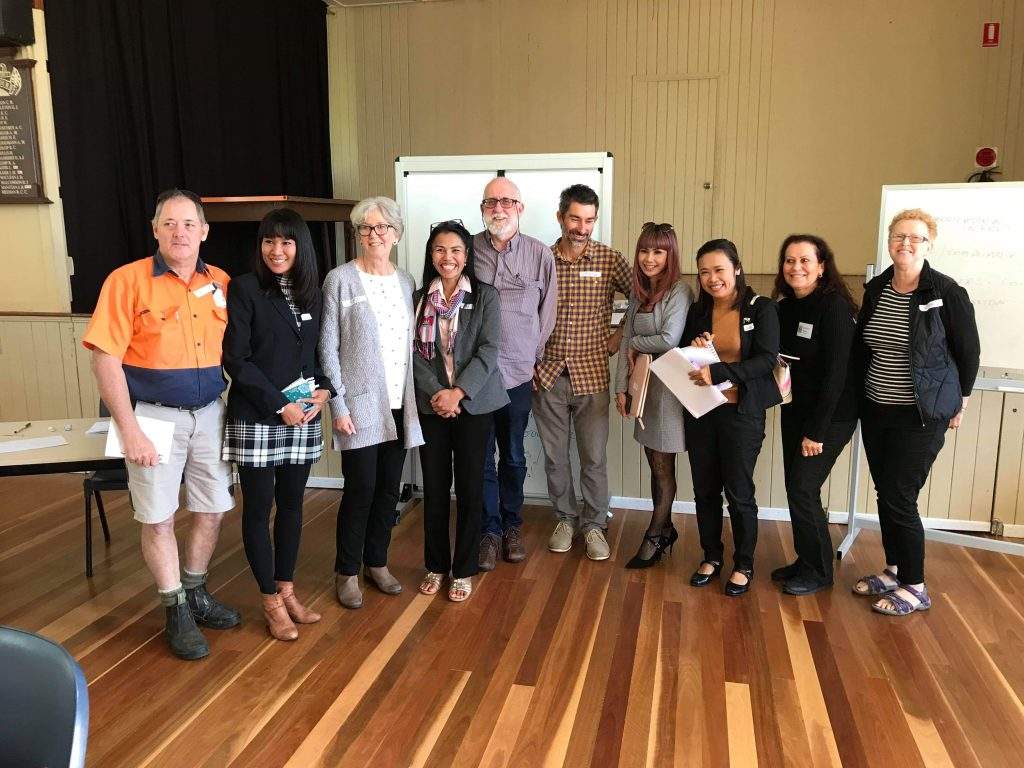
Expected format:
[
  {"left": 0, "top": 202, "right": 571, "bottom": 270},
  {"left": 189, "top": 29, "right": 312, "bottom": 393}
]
[{"left": 415, "top": 276, "right": 470, "bottom": 360}]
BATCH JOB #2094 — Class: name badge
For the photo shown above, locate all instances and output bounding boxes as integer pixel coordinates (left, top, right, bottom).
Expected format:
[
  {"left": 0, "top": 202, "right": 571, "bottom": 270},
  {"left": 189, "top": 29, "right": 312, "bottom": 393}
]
[
  {"left": 213, "top": 288, "right": 227, "bottom": 308},
  {"left": 797, "top": 322, "right": 813, "bottom": 339},
  {"left": 193, "top": 283, "right": 215, "bottom": 298},
  {"left": 918, "top": 298, "right": 943, "bottom": 312},
  {"left": 743, "top": 323, "right": 755, "bottom": 332},
  {"left": 580, "top": 270, "right": 602, "bottom": 278},
  {"left": 300, "top": 312, "right": 313, "bottom": 321},
  {"left": 462, "top": 303, "right": 474, "bottom": 309},
  {"left": 341, "top": 295, "right": 368, "bottom": 308}
]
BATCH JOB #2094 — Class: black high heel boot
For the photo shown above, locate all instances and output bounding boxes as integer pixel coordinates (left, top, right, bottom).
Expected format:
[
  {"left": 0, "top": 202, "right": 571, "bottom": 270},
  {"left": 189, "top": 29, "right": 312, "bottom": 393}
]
[
  {"left": 725, "top": 568, "right": 754, "bottom": 597},
  {"left": 625, "top": 525, "right": 678, "bottom": 569}
]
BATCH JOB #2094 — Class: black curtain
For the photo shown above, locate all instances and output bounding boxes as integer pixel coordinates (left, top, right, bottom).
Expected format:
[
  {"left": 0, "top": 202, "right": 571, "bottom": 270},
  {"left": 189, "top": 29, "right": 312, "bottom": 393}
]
[{"left": 46, "top": 0, "right": 333, "bottom": 313}]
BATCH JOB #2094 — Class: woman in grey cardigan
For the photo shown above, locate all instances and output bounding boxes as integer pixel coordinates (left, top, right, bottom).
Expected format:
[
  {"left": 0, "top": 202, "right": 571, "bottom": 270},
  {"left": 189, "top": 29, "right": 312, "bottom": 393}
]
[
  {"left": 320, "top": 196, "right": 424, "bottom": 609},
  {"left": 412, "top": 221, "right": 508, "bottom": 602},
  {"left": 614, "top": 223, "right": 693, "bottom": 569}
]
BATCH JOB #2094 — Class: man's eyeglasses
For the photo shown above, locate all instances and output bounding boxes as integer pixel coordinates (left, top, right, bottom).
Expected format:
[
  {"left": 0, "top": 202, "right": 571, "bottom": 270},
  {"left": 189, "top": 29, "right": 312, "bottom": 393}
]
[
  {"left": 888, "top": 233, "right": 929, "bottom": 245},
  {"left": 430, "top": 219, "right": 465, "bottom": 230},
  {"left": 481, "top": 197, "right": 520, "bottom": 210},
  {"left": 356, "top": 223, "right": 397, "bottom": 237}
]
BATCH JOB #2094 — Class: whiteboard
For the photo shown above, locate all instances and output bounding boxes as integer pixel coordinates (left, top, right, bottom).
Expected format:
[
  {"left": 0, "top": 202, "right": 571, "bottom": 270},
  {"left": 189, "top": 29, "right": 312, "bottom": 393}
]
[
  {"left": 876, "top": 183, "right": 1024, "bottom": 382},
  {"left": 395, "top": 152, "right": 614, "bottom": 497}
]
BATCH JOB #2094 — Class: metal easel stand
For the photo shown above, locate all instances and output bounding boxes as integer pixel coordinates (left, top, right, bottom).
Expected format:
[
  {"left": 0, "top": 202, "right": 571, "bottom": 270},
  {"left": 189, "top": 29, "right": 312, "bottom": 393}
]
[{"left": 837, "top": 424, "right": 1024, "bottom": 559}]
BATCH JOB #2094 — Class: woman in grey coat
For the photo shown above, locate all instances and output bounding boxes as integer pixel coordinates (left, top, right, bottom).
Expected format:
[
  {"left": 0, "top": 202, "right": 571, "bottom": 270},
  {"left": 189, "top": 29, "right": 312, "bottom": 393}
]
[
  {"left": 412, "top": 221, "right": 508, "bottom": 602},
  {"left": 320, "top": 196, "right": 424, "bottom": 609},
  {"left": 614, "top": 222, "right": 693, "bottom": 569}
]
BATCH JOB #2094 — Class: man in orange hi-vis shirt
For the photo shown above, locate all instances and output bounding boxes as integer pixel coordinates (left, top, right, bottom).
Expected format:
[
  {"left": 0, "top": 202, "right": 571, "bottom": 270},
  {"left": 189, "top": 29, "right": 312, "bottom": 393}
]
[{"left": 82, "top": 189, "right": 239, "bottom": 660}]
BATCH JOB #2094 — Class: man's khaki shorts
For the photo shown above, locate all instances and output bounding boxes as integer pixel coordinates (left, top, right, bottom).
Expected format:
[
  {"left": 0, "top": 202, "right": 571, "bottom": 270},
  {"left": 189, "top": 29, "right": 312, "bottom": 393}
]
[{"left": 126, "top": 399, "right": 235, "bottom": 524}]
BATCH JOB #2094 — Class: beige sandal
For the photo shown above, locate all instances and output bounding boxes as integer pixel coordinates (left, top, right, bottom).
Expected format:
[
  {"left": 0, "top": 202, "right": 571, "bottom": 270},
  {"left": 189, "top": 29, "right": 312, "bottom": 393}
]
[
  {"left": 419, "top": 572, "right": 444, "bottom": 596},
  {"left": 448, "top": 577, "right": 472, "bottom": 602}
]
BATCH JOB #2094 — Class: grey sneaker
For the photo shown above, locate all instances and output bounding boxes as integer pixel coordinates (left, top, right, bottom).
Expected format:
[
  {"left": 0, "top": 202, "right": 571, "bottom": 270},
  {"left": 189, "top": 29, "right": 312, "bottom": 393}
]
[
  {"left": 584, "top": 528, "right": 610, "bottom": 561},
  {"left": 548, "top": 521, "right": 574, "bottom": 552}
]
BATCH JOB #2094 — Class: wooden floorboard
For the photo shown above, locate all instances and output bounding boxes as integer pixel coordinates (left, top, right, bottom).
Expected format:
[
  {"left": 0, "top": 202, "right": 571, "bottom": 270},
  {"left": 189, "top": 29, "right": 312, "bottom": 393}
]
[{"left": 3, "top": 474, "right": 1024, "bottom": 767}]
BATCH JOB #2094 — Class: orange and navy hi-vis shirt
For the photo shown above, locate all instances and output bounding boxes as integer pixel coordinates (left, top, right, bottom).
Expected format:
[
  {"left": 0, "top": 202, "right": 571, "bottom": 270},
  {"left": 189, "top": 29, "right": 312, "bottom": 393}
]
[{"left": 82, "top": 253, "right": 231, "bottom": 408}]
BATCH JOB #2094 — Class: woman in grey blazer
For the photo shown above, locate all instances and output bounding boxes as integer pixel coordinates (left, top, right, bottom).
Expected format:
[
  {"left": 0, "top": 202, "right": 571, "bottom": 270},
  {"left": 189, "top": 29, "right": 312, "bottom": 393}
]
[
  {"left": 614, "top": 223, "right": 693, "bottom": 569},
  {"left": 320, "top": 196, "right": 424, "bottom": 609},
  {"left": 413, "top": 221, "right": 508, "bottom": 602}
]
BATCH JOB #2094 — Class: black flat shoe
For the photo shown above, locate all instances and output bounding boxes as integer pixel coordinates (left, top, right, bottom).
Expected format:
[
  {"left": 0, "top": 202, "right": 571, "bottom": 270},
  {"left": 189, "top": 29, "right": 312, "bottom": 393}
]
[
  {"left": 782, "top": 573, "right": 833, "bottom": 596},
  {"left": 625, "top": 525, "right": 679, "bottom": 569},
  {"left": 724, "top": 568, "right": 753, "bottom": 597},
  {"left": 770, "top": 560, "right": 801, "bottom": 582},
  {"left": 689, "top": 560, "right": 722, "bottom": 587}
]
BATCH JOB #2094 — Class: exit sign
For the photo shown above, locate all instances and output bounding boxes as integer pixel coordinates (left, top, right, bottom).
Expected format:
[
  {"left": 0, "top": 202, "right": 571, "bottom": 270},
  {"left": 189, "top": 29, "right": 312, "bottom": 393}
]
[{"left": 983, "top": 22, "right": 1000, "bottom": 47}]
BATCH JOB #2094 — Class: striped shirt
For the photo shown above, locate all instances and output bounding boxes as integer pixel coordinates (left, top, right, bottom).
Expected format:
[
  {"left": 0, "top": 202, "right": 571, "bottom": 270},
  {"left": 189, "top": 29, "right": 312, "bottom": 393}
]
[{"left": 863, "top": 283, "right": 916, "bottom": 405}]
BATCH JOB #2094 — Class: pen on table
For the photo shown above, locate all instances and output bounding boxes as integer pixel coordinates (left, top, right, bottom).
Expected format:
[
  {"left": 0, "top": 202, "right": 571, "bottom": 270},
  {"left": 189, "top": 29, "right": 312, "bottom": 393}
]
[{"left": 12, "top": 421, "right": 31, "bottom": 434}]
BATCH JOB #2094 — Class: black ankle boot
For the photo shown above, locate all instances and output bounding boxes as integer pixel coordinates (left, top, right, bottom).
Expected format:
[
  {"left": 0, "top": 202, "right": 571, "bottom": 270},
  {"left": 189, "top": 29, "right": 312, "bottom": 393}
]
[
  {"left": 186, "top": 583, "right": 241, "bottom": 629},
  {"left": 165, "top": 599, "right": 210, "bottom": 660},
  {"left": 770, "top": 560, "right": 801, "bottom": 582}
]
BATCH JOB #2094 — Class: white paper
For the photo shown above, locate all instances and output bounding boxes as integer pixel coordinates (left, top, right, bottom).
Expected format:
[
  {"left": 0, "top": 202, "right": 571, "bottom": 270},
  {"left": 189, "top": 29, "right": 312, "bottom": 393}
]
[
  {"left": 86, "top": 420, "right": 110, "bottom": 434},
  {"left": 0, "top": 435, "right": 69, "bottom": 454},
  {"left": 105, "top": 416, "right": 175, "bottom": 464},
  {"left": 679, "top": 344, "right": 733, "bottom": 391},
  {"left": 650, "top": 348, "right": 728, "bottom": 418}
]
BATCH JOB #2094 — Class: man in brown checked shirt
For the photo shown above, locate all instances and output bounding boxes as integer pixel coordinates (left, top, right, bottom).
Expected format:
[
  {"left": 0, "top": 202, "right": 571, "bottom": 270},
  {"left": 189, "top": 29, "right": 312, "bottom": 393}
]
[{"left": 533, "top": 184, "right": 631, "bottom": 561}]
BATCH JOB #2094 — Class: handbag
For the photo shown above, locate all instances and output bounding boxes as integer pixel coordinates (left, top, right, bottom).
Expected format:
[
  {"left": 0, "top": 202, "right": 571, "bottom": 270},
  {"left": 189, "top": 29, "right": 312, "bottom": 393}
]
[
  {"left": 627, "top": 353, "right": 653, "bottom": 429},
  {"left": 774, "top": 354, "right": 793, "bottom": 404}
]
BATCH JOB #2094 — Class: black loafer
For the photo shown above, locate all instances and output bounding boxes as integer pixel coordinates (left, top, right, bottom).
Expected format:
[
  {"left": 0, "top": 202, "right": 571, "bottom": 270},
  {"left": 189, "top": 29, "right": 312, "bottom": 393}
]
[
  {"left": 689, "top": 560, "right": 722, "bottom": 587},
  {"left": 186, "top": 583, "right": 242, "bottom": 629},
  {"left": 724, "top": 568, "right": 754, "bottom": 597},
  {"left": 771, "top": 560, "right": 801, "bottom": 582},
  {"left": 782, "top": 573, "right": 833, "bottom": 596}
]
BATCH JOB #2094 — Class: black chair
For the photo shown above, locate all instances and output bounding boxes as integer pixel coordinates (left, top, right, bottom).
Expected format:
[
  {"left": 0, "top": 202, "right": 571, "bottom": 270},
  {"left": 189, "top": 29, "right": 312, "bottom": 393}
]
[
  {"left": 0, "top": 626, "right": 89, "bottom": 768},
  {"left": 83, "top": 402, "right": 128, "bottom": 577}
]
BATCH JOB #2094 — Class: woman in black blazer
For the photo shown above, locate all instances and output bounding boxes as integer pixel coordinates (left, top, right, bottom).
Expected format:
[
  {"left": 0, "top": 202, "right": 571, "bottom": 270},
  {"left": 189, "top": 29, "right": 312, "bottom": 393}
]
[
  {"left": 412, "top": 220, "right": 508, "bottom": 602},
  {"left": 682, "top": 238, "right": 781, "bottom": 596},
  {"left": 223, "top": 208, "right": 335, "bottom": 641}
]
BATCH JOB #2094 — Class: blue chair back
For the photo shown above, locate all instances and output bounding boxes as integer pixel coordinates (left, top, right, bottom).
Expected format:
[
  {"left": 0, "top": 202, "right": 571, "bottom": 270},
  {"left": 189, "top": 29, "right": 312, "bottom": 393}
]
[{"left": 0, "top": 626, "right": 89, "bottom": 768}]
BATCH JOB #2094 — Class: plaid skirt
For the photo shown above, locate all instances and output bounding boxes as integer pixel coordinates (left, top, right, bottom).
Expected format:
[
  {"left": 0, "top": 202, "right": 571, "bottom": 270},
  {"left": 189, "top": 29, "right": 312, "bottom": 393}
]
[{"left": 222, "top": 417, "right": 324, "bottom": 468}]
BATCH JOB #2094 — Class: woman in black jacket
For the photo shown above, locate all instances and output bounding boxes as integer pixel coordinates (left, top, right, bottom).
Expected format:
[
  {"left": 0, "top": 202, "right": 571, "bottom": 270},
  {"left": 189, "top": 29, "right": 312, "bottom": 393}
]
[
  {"left": 771, "top": 235, "right": 858, "bottom": 596},
  {"left": 853, "top": 208, "right": 979, "bottom": 616},
  {"left": 683, "top": 238, "right": 781, "bottom": 596},
  {"left": 222, "top": 209, "right": 335, "bottom": 640}
]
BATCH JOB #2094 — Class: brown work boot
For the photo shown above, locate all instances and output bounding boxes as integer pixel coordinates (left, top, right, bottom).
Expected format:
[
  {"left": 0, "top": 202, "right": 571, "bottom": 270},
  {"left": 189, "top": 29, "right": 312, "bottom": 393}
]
[
  {"left": 503, "top": 527, "right": 527, "bottom": 563},
  {"left": 478, "top": 533, "right": 499, "bottom": 572},
  {"left": 276, "top": 580, "right": 321, "bottom": 624},
  {"left": 261, "top": 592, "right": 298, "bottom": 641}
]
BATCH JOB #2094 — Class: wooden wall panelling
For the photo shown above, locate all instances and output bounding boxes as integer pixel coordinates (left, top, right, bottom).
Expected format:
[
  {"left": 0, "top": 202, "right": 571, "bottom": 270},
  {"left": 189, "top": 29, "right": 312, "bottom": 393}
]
[{"left": 994, "top": 393, "right": 1024, "bottom": 525}]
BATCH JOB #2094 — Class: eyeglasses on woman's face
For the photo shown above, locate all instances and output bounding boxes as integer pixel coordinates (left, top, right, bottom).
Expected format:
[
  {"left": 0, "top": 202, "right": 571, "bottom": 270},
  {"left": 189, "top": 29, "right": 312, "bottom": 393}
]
[{"left": 356, "top": 223, "right": 397, "bottom": 237}]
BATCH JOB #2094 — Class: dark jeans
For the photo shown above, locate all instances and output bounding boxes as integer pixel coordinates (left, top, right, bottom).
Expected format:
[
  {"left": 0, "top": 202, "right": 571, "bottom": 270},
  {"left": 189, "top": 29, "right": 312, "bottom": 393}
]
[
  {"left": 238, "top": 463, "right": 313, "bottom": 594},
  {"left": 335, "top": 410, "right": 407, "bottom": 576},
  {"left": 861, "top": 401, "right": 946, "bottom": 585},
  {"left": 419, "top": 410, "right": 492, "bottom": 578},
  {"left": 685, "top": 405, "right": 766, "bottom": 571},
  {"left": 482, "top": 381, "right": 532, "bottom": 536},
  {"left": 780, "top": 409, "right": 856, "bottom": 581}
]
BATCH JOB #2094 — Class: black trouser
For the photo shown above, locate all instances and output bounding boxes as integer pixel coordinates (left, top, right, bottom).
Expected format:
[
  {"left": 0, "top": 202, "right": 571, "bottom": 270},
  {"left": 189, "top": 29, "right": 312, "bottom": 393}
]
[
  {"left": 335, "top": 410, "right": 407, "bottom": 576},
  {"left": 685, "top": 404, "right": 766, "bottom": 571},
  {"left": 238, "top": 462, "right": 313, "bottom": 595},
  {"left": 419, "top": 410, "right": 492, "bottom": 578},
  {"left": 860, "top": 401, "right": 946, "bottom": 585},
  {"left": 780, "top": 409, "right": 856, "bottom": 581}
]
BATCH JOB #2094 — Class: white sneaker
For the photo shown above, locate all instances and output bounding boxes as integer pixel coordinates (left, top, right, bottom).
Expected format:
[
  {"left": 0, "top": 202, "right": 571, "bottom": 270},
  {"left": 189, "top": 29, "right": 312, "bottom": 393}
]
[
  {"left": 548, "top": 521, "right": 574, "bottom": 552},
  {"left": 584, "top": 529, "right": 610, "bottom": 561}
]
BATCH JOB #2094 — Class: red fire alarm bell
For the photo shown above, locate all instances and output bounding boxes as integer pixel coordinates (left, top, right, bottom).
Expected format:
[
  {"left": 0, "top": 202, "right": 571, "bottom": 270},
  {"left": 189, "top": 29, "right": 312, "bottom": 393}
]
[{"left": 975, "top": 147, "right": 998, "bottom": 169}]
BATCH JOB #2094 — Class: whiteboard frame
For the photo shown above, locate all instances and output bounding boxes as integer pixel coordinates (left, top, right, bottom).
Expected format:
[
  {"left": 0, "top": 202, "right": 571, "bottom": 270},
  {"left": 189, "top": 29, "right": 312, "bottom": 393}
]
[
  {"left": 876, "top": 181, "right": 1024, "bottom": 389},
  {"left": 394, "top": 151, "right": 614, "bottom": 279}
]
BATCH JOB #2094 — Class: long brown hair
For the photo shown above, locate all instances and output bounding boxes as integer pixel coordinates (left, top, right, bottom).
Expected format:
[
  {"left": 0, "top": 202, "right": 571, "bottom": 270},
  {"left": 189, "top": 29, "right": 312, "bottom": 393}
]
[
  {"left": 632, "top": 222, "right": 681, "bottom": 309},
  {"left": 771, "top": 234, "right": 858, "bottom": 312}
]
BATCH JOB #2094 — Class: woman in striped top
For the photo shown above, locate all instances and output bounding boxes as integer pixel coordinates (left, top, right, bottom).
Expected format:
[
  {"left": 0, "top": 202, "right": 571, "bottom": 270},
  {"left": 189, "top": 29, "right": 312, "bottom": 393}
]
[{"left": 852, "top": 209, "right": 980, "bottom": 616}]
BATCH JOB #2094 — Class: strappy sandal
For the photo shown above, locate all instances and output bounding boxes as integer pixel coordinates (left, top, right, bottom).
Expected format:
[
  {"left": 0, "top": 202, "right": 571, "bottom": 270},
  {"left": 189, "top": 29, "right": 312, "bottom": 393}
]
[
  {"left": 448, "top": 577, "right": 472, "bottom": 602},
  {"left": 419, "top": 572, "right": 444, "bottom": 596},
  {"left": 852, "top": 568, "right": 899, "bottom": 596},
  {"left": 872, "top": 584, "right": 931, "bottom": 616}
]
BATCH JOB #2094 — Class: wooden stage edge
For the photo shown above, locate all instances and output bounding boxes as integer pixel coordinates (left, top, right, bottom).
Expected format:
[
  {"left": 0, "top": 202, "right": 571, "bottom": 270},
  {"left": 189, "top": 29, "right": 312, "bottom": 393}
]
[{"left": 2, "top": 473, "right": 1024, "bottom": 767}]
